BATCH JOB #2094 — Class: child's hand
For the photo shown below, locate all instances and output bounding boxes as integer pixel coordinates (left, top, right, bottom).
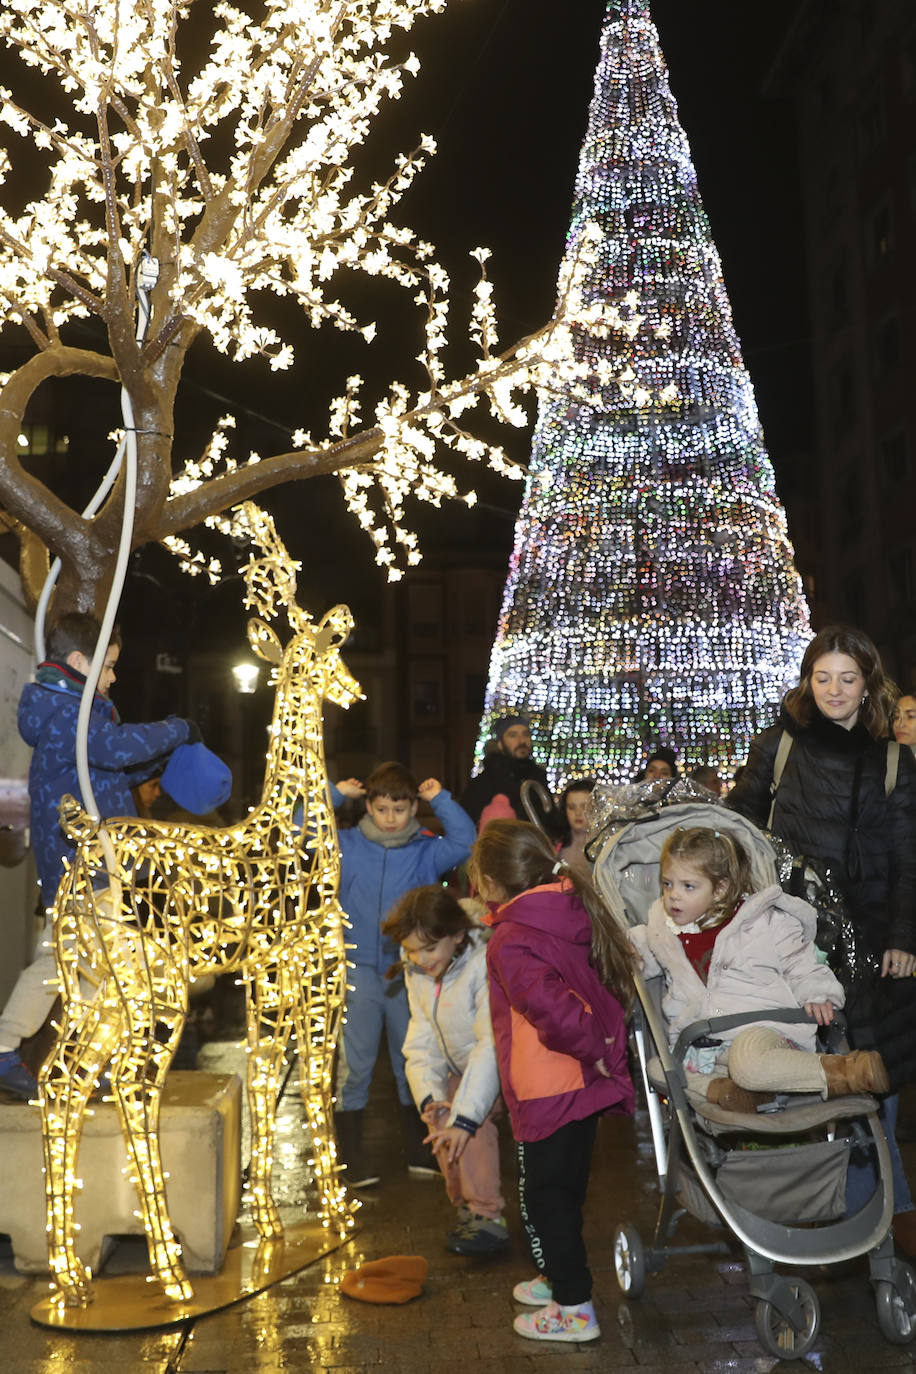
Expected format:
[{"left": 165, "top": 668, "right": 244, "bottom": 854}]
[
  {"left": 336, "top": 778, "right": 365, "bottom": 799},
  {"left": 417, "top": 778, "right": 442, "bottom": 801},
  {"left": 424, "top": 1123, "right": 470, "bottom": 1164},
  {"left": 804, "top": 1000, "right": 835, "bottom": 1026},
  {"left": 421, "top": 1100, "right": 450, "bottom": 1127}
]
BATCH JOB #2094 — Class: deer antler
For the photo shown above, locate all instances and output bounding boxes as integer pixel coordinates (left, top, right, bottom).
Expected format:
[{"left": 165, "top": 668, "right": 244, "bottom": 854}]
[{"left": 235, "top": 502, "right": 310, "bottom": 630}]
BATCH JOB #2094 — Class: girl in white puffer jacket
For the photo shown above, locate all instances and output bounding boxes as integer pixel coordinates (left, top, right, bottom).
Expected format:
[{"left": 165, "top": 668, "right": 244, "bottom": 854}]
[
  {"left": 382, "top": 886, "right": 506, "bottom": 1254},
  {"left": 630, "top": 826, "right": 889, "bottom": 1112}
]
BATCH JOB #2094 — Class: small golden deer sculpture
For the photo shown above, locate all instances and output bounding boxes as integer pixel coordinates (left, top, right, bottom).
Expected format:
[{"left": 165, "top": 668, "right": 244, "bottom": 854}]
[{"left": 39, "top": 504, "right": 360, "bottom": 1306}]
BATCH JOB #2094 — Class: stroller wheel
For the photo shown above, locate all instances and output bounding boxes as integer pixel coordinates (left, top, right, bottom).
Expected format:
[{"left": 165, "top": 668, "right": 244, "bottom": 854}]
[
  {"left": 613, "top": 1224, "right": 646, "bottom": 1297},
  {"left": 755, "top": 1279, "right": 819, "bottom": 1359},
  {"left": 876, "top": 1262, "right": 916, "bottom": 1344}
]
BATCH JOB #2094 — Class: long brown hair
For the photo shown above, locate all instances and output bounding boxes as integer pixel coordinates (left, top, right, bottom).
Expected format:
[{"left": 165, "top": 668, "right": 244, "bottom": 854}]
[
  {"left": 469, "top": 819, "right": 636, "bottom": 1013},
  {"left": 784, "top": 624, "right": 897, "bottom": 738},
  {"left": 660, "top": 827, "right": 751, "bottom": 930}
]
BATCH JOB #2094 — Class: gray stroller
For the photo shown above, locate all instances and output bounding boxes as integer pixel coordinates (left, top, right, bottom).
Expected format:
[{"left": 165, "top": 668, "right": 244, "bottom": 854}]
[{"left": 591, "top": 799, "right": 916, "bottom": 1359}]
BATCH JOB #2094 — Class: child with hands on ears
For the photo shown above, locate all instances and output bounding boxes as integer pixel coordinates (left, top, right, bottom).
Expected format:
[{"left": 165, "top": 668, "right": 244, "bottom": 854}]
[
  {"left": 327, "top": 763, "right": 476, "bottom": 1187},
  {"left": 630, "top": 825, "right": 890, "bottom": 1114}
]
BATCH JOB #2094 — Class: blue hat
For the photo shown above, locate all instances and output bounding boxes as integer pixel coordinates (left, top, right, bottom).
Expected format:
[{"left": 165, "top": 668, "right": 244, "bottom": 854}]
[{"left": 161, "top": 742, "right": 232, "bottom": 815}]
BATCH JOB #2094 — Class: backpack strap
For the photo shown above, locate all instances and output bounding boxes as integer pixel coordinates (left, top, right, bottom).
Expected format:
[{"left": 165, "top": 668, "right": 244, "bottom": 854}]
[
  {"left": 886, "top": 740, "right": 900, "bottom": 798},
  {"left": 767, "top": 729, "right": 793, "bottom": 831}
]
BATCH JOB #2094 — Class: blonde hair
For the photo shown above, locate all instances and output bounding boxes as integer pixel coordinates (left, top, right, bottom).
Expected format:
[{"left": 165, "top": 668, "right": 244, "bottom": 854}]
[
  {"left": 660, "top": 826, "right": 752, "bottom": 930},
  {"left": 469, "top": 819, "right": 636, "bottom": 1013}
]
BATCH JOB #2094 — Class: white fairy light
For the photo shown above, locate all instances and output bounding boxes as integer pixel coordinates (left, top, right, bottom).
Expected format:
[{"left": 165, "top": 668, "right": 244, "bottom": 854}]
[{"left": 0, "top": 0, "right": 634, "bottom": 585}]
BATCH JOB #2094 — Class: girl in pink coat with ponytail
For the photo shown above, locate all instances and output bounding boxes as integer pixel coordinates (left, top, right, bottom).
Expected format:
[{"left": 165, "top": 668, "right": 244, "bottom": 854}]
[{"left": 470, "top": 819, "right": 636, "bottom": 1346}]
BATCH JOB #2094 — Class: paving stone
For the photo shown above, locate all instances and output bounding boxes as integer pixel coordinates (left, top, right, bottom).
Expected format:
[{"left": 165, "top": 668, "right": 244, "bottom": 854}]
[{"left": 3, "top": 1054, "right": 916, "bottom": 1372}]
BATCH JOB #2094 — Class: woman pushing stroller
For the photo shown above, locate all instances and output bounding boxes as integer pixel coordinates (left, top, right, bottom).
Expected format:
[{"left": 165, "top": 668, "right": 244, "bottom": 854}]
[{"left": 630, "top": 824, "right": 889, "bottom": 1111}]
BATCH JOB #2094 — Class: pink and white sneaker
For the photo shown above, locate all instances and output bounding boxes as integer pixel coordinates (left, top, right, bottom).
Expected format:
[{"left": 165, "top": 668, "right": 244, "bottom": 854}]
[
  {"left": 512, "top": 1275, "right": 553, "bottom": 1306},
  {"left": 513, "top": 1300, "right": 600, "bottom": 1343}
]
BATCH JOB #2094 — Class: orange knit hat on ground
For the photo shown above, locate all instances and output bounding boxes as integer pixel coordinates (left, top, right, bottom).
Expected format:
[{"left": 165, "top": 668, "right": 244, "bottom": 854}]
[{"left": 339, "top": 1255, "right": 428, "bottom": 1304}]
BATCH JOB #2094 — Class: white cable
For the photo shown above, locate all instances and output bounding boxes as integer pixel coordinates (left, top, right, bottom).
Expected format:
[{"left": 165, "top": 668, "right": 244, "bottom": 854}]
[{"left": 70, "top": 254, "right": 158, "bottom": 837}]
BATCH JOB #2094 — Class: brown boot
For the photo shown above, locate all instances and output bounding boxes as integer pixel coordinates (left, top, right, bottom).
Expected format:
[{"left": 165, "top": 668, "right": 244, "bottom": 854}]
[
  {"left": 706, "top": 1077, "right": 774, "bottom": 1114},
  {"left": 819, "top": 1049, "right": 889, "bottom": 1098}
]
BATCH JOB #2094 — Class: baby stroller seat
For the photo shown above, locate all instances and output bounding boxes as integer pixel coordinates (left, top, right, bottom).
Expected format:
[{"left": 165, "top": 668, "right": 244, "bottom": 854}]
[{"left": 592, "top": 800, "right": 916, "bottom": 1359}]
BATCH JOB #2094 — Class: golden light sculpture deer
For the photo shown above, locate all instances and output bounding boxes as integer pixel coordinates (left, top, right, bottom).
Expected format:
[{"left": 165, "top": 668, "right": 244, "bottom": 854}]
[{"left": 39, "top": 504, "right": 361, "bottom": 1307}]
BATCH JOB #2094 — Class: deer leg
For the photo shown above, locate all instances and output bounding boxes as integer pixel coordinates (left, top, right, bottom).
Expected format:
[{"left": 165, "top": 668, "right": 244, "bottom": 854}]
[
  {"left": 245, "top": 972, "right": 292, "bottom": 1238},
  {"left": 111, "top": 986, "right": 193, "bottom": 1303},
  {"left": 40, "top": 992, "right": 121, "bottom": 1306},
  {"left": 292, "top": 923, "right": 352, "bottom": 1232}
]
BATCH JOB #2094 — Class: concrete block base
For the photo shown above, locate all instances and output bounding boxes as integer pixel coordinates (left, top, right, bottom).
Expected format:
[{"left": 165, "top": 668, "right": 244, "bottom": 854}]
[{"left": 0, "top": 1071, "right": 242, "bottom": 1275}]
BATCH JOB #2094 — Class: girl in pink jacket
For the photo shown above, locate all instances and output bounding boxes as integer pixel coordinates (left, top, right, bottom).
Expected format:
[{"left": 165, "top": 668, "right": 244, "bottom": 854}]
[
  {"left": 470, "top": 819, "right": 636, "bottom": 1346},
  {"left": 630, "top": 826, "right": 889, "bottom": 1112}
]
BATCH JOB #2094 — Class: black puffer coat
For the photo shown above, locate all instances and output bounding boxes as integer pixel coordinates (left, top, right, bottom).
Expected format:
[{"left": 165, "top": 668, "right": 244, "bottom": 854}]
[
  {"left": 727, "top": 709, "right": 916, "bottom": 957},
  {"left": 727, "top": 709, "right": 916, "bottom": 1090},
  {"left": 460, "top": 752, "right": 549, "bottom": 826}
]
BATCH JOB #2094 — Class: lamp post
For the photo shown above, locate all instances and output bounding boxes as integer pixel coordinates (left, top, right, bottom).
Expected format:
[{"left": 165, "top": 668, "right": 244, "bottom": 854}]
[{"left": 231, "top": 662, "right": 260, "bottom": 808}]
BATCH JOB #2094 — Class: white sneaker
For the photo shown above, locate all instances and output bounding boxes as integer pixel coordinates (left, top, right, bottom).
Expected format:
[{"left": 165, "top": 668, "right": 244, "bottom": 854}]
[
  {"left": 513, "top": 1301, "right": 600, "bottom": 1343},
  {"left": 512, "top": 1275, "right": 553, "bottom": 1305}
]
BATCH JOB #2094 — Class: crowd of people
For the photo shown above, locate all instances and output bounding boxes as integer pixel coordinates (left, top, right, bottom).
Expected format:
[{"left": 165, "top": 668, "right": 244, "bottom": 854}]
[{"left": 1, "top": 616, "right": 916, "bottom": 1343}]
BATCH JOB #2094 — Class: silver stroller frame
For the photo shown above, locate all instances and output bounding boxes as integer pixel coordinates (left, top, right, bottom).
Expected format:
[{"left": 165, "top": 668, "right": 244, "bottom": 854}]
[{"left": 592, "top": 800, "right": 916, "bottom": 1359}]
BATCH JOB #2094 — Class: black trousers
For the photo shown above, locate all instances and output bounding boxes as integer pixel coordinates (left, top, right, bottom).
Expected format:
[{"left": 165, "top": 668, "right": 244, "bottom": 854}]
[{"left": 517, "top": 1114, "right": 599, "bottom": 1307}]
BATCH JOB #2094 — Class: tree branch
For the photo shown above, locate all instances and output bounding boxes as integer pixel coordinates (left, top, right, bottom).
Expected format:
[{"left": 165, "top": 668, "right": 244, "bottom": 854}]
[{"left": 158, "top": 428, "right": 385, "bottom": 536}]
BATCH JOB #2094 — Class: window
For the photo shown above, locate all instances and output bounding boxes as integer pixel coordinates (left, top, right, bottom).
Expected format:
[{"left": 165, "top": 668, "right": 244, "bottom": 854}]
[
  {"left": 840, "top": 468, "right": 864, "bottom": 540},
  {"left": 880, "top": 430, "right": 909, "bottom": 484},
  {"left": 828, "top": 263, "right": 848, "bottom": 325},
  {"left": 866, "top": 201, "right": 895, "bottom": 267},
  {"left": 858, "top": 95, "right": 885, "bottom": 158},
  {"left": 829, "top": 362, "right": 857, "bottom": 440},
  {"left": 873, "top": 314, "right": 901, "bottom": 377},
  {"left": 465, "top": 673, "right": 486, "bottom": 714},
  {"left": 843, "top": 574, "right": 866, "bottom": 627},
  {"left": 17, "top": 423, "right": 68, "bottom": 457},
  {"left": 888, "top": 548, "right": 916, "bottom": 606}
]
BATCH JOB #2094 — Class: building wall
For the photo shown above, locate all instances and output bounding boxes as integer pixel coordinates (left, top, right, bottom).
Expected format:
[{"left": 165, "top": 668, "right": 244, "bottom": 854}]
[
  {"left": 398, "top": 559, "right": 508, "bottom": 796},
  {"left": 0, "top": 558, "right": 40, "bottom": 1008},
  {"left": 776, "top": 0, "right": 916, "bottom": 683}
]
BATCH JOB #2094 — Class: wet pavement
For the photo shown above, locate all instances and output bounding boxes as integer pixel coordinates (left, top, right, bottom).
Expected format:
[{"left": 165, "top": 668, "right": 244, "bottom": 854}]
[{"left": 4, "top": 1041, "right": 916, "bottom": 1373}]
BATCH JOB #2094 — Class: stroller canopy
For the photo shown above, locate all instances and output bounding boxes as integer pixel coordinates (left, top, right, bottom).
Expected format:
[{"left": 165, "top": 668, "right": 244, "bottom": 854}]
[{"left": 592, "top": 801, "right": 778, "bottom": 932}]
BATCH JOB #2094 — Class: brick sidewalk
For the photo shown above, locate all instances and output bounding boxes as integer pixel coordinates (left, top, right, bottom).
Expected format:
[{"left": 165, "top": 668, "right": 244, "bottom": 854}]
[{"left": 3, "top": 1048, "right": 916, "bottom": 1372}]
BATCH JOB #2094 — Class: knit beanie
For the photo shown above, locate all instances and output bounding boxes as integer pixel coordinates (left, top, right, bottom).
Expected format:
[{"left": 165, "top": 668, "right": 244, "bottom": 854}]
[
  {"left": 339, "top": 1255, "right": 428, "bottom": 1304},
  {"left": 492, "top": 713, "right": 527, "bottom": 743},
  {"left": 161, "top": 742, "right": 233, "bottom": 815}
]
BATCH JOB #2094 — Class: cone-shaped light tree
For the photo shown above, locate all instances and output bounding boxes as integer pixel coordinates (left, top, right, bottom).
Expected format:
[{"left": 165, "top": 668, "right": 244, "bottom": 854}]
[{"left": 476, "top": 0, "right": 811, "bottom": 788}]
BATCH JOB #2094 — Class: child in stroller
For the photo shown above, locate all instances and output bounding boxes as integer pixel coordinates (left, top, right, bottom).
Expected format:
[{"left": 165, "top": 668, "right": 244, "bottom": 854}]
[
  {"left": 592, "top": 799, "right": 916, "bottom": 1359},
  {"left": 631, "top": 824, "right": 889, "bottom": 1111}
]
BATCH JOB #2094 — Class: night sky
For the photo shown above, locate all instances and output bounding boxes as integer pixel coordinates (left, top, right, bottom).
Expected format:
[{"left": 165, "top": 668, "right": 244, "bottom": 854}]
[
  {"left": 10, "top": 1, "right": 812, "bottom": 681},
  {"left": 230, "top": 0, "right": 813, "bottom": 616}
]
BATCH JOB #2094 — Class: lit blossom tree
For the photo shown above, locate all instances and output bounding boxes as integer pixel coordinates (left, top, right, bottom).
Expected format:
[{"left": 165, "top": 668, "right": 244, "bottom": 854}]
[{"left": 0, "top": 0, "right": 589, "bottom": 614}]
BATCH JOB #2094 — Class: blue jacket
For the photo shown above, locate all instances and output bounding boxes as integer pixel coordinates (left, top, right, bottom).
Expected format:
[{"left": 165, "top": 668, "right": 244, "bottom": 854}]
[
  {"left": 334, "top": 786, "right": 476, "bottom": 971},
  {"left": 18, "top": 663, "right": 190, "bottom": 900}
]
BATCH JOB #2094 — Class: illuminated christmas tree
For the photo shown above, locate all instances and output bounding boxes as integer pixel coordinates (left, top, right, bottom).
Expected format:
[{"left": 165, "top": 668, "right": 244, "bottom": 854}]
[{"left": 477, "top": 0, "right": 811, "bottom": 788}]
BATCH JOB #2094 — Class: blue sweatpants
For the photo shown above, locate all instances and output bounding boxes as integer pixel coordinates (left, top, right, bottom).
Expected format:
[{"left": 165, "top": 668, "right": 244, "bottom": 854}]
[{"left": 337, "top": 963, "right": 412, "bottom": 1110}]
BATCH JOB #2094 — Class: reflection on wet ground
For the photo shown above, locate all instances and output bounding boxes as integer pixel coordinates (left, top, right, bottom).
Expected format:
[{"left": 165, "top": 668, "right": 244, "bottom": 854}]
[{"left": 4, "top": 1040, "right": 916, "bottom": 1370}]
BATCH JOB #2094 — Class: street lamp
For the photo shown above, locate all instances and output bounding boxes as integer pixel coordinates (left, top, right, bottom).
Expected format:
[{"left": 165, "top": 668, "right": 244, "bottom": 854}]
[
  {"left": 232, "top": 662, "right": 261, "bottom": 808},
  {"left": 231, "top": 662, "right": 260, "bottom": 694}
]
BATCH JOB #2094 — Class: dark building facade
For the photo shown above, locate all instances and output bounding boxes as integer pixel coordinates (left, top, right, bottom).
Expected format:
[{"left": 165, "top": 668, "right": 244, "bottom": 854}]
[{"left": 769, "top": 0, "right": 916, "bottom": 686}]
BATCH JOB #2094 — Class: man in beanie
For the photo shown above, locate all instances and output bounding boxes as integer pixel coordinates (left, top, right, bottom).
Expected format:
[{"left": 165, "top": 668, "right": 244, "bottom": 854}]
[{"left": 460, "top": 714, "right": 549, "bottom": 827}]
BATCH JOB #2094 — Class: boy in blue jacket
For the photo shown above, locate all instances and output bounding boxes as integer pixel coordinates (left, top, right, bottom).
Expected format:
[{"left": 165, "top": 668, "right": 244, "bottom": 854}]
[
  {"left": 331, "top": 761, "right": 475, "bottom": 1186},
  {"left": 0, "top": 612, "right": 194, "bottom": 1100}
]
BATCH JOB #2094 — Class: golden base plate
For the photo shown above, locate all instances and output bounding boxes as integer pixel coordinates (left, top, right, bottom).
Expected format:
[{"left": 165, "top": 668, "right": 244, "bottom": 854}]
[{"left": 29, "top": 1217, "right": 357, "bottom": 1332}]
